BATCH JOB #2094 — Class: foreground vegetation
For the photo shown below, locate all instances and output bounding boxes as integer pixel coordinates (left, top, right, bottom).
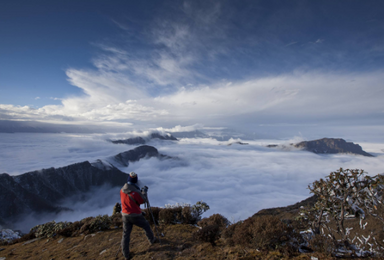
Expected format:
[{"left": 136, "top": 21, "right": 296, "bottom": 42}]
[{"left": 1, "top": 168, "right": 384, "bottom": 259}]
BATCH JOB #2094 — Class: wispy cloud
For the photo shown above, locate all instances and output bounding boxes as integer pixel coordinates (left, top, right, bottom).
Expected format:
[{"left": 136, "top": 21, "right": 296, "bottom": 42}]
[
  {"left": 285, "top": 41, "right": 298, "bottom": 47},
  {"left": 1, "top": 1, "right": 383, "bottom": 132},
  {"left": 111, "top": 19, "right": 130, "bottom": 31}
]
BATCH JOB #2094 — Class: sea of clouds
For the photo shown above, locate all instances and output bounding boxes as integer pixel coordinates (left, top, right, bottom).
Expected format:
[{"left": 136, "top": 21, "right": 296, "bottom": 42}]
[{"left": 1, "top": 132, "right": 383, "bottom": 231}]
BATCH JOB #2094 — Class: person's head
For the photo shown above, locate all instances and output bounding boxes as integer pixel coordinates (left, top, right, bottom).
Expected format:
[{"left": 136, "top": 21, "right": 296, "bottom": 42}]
[{"left": 127, "top": 171, "right": 138, "bottom": 183}]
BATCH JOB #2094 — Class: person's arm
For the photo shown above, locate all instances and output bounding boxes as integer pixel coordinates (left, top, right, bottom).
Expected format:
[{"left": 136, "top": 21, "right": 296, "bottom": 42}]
[{"left": 131, "top": 191, "right": 145, "bottom": 205}]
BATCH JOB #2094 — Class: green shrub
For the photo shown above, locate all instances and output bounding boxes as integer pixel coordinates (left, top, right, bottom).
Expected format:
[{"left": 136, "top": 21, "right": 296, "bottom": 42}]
[
  {"left": 193, "top": 224, "right": 220, "bottom": 246},
  {"left": 79, "top": 215, "right": 111, "bottom": 235},
  {"left": 57, "top": 215, "right": 112, "bottom": 237},
  {"left": 223, "top": 215, "right": 299, "bottom": 251},
  {"left": 307, "top": 234, "right": 335, "bottom": 256},
  {"left": 110, "top": 212, "right": 123, "bottom": 228},
  {"left": 194, "top": 214, "right": 230, "bottom": 246},
  {"left": 158, "top": 201, "right": 210, "bottom": 225},
  {"left": 57, "top": 221, "right": 83, "bottom": 237},
  {"left": 198, "top": 214, "right": 229, "bottom": 229},
  {"left": 30, "top": 221, "right": 72, "bottom": 238},
  {"left": 143, "top": 207, "right": 161, "bottom": 225},
  {"left": 182, "top": 206, "right": 195, "bottom": 224},
  {"left": 159, "top": 207, "right": 183, "bottom": 225},
  {"left": 222, "top": 221, "right": 242, "bottom": 246}
]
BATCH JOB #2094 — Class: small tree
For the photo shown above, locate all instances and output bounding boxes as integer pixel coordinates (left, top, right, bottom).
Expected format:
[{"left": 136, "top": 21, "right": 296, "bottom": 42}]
[
  {"left": 302, "top": 168, "right": 384, "bottom": 256},
  {"left": 192, "top": 201, "right": 210, "bottom": 222}
]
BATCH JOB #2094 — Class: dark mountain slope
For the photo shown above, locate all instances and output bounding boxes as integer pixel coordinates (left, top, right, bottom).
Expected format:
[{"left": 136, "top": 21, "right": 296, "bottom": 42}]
[
  {"left": 0, "top": 173, "right": 61, "bottom": 220},
  {"left": 0, "top": 145, "right": 168, "bottom": 224},
  {"left": 12, "top": 162, "right": 126, "bottom": 205}
]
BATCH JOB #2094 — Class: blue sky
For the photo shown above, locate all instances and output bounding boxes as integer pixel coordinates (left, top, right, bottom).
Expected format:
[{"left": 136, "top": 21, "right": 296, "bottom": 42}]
[{"left": 1, "top": 0, "right": 384, "bottom": 135}]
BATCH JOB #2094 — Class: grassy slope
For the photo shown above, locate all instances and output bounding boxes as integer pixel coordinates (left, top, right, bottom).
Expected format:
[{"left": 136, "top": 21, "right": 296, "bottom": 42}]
[
  {"left": 0, "top": 223, "right": 324, "bottom": 260},
  {"left": 2, "top": 195, "right": 382, "bottom": 259}
]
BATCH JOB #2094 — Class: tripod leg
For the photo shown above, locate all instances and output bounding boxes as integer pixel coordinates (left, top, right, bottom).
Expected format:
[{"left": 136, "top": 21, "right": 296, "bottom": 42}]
[
  {"left": 115, "top": 243, "right": 121, "bottom": 258},
  {"left": 146, "top": 197, "right": 161, "bottom": 244}
]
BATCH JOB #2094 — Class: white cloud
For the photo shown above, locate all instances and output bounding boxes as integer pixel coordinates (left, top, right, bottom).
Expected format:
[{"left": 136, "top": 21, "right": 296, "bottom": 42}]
[
  {"left": 150, "top": 71, "right": 384, "bottom": 125},
  {"left": 1, "top": 70, "right": 383, "bottom": 130},
  {"left": 155, "top": 124, "right": 205, "bottom": 133},
  {"left": 2, "top": 133, "right": 384, "bottom": 232},
  {"left": 34, "top": 97, "right": 40, "bottom": 100}
]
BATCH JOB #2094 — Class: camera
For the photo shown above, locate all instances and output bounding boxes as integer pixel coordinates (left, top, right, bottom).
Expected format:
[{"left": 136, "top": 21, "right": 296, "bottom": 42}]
[{"left": 141, "top": 186, "right": 148, "bottom": 193}]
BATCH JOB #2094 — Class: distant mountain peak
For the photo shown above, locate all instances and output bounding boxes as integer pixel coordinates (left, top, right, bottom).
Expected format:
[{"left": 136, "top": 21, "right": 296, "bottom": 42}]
[
  {"left": 266, "top": 138, "right": 373, "bottom": 157},
  {"left": 294, "top": 138, "right": 373, "bottom": 157}
]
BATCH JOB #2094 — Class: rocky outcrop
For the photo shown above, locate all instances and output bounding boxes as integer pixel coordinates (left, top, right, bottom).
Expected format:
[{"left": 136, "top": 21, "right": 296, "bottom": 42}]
[
  {"left": 294, "top": 138, "right": 373, "bottom": 157},
  {"left": 0, "top": 145, "right": 168, "bottom": 223},
  {"left": 110, "top": 133, "right": 177, "bottom": 145}
]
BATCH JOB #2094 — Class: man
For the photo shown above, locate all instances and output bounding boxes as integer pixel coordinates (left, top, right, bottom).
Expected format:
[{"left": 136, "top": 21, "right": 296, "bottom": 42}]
[{"left": 120, "top": 171, "right": 156, "bottom": 260}]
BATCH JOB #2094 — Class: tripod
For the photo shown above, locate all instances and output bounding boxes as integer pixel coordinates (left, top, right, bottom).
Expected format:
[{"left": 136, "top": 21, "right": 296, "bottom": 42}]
[{"left": 145, "top": 192, "right": 161, "bottom": 245}]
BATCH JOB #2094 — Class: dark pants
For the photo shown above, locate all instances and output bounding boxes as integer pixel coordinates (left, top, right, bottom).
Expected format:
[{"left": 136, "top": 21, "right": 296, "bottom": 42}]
[{"left": 121, "top": 214, "right": 154, "bottom": 258}]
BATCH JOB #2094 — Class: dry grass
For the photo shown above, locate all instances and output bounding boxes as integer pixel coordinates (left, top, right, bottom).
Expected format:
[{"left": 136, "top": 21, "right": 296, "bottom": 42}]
[
  {"left": 0, "top": 223, "right": 330, "bottom": 260},
  {"left": 2, "top": 197, "right": 384, "bottom": 259}
]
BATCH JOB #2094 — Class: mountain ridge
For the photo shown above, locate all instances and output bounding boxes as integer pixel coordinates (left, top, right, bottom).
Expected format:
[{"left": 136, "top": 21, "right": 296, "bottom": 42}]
[
  {"left": 0, "top": 145, "right": 169, "bottom": 226},
  {"left": 110, "top": 133, "right": 177, "bottom": 145},
  {"left": 267, "top": 137, "right": 373, "bottom": 157}
]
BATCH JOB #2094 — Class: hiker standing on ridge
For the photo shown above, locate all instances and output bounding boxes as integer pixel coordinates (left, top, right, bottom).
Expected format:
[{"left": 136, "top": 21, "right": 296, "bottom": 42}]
[{"left": 120, "top": 171, "right": 156, "bottom": 260}]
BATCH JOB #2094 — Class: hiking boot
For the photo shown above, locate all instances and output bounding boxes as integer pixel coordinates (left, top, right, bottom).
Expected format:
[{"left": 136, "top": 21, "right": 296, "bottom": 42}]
[{"left": 149, "top": 237, "right": 158, "bottom": 245}]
